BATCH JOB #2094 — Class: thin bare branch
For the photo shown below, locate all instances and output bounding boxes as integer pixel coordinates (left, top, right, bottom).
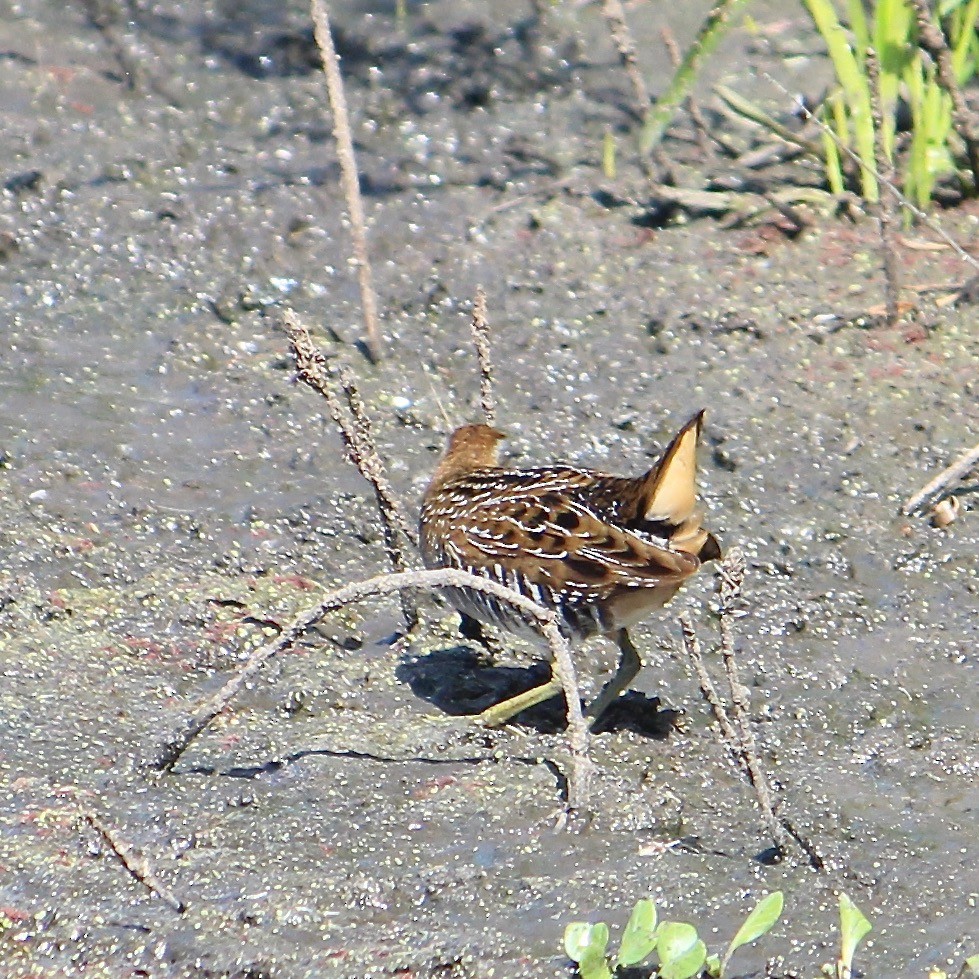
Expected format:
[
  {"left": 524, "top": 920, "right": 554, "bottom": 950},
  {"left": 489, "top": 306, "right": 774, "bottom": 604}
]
[
  {"left": 680, "top": 550, "right": 823, "bottom": 868},
  {"left": 470, "top": 287, "right": 497, "bottom": 426},
  {"left": 283, "top": 309, "right": 417, "bottom": 554},
  {"left": 866, "top": 47, "right": 902, "bottom": 326},
  {"left": 600, "top": 0, "right": 650, "bottom": 115},
  {"left": 902, "top": 438, "right": 979, "bottom": 515},
  {"left": 714, "top": 84, "right": 822, "bottom": 155},
  {"left": 718, "top": 548, "right": 751, "bottom": 737},
  {"left": 81, "top": 808, "right": 185, "bottom": 912},
  {"left": 283, "top": 310, "right": 418, "bottom": 628},
  {"left": 678, "top": 613, "right": 740, "bottom": 747},
  {"left": 309, "top": 0, "right": 382, "bottom": 360},
  {"left": 147, "top": 567, "right": 593, "bottom": 810}
]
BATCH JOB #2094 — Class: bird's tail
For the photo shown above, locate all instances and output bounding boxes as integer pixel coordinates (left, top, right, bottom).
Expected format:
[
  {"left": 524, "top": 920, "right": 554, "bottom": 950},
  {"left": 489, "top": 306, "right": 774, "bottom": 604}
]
[{"left": 639, "top": 411, "right": 721, "bottom": 562}]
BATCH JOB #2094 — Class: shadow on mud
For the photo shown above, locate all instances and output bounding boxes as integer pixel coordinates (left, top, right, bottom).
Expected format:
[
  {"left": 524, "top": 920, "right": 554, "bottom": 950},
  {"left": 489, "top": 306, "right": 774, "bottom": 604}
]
[{"left": 397, "top": 645, "right": 681, "bottom": 736}]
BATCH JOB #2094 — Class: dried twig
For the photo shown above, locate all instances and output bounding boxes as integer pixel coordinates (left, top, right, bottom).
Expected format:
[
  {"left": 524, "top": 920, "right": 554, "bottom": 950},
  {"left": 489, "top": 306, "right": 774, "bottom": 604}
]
[
  {"left": 81, "top": 808, "right": 185, "bottom": 912},
  {"left": 907, "top": 0, "right": 979, "bottom": 191},
  {"left": 599, "top": 0, "right": 650, "bottom": 115},
  {"left": 282, "top": 310, "right": 418, "bottom": 628},
  {"left": 866, "top": 47, "right": 902, "bottom": 327},
  {"left": 148, "top": 567, "right": 594, "bottom": 810},
  {"left": 717, "top": 550, "right": 752, "bottom": 740},
  {"left": 283, "top": 310, "right": 416, "bottom": 553},
  {"left": 679, "top": 549, "right": 823, "bottom": 869},
  {"left": 309, "top": 0, "right": 382, "bottom": 361},
  {"left": 591, "top": 0, "right": 673, "bottom": 178},
  {"left": 714, "top": 84, "right": 822, "bottom": 156},
  {"left": 902, "top": 438, "right": 979, "bottom": 515},
  {"left": 470, "top": 287, "right": 497, "bottom": 427}
]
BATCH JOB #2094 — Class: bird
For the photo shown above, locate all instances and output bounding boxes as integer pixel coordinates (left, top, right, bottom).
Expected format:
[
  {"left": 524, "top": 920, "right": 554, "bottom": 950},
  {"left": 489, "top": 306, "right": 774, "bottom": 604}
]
[{"left": 419, "top": 411, "right": 721, "bottom": 728}]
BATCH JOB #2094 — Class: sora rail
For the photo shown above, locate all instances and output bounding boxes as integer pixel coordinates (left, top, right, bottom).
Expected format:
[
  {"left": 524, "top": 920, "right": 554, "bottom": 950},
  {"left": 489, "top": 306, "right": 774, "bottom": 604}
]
[{"left": 419, "top": 411, "right": 721, "bottom": 727}]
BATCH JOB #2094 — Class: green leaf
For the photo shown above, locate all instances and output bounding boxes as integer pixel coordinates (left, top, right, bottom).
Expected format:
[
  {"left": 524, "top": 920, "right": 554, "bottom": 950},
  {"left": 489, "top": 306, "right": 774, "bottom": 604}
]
[
  {"left": 618, "top": 899, "right": 658, "bottom": 967},
  {"left": 838, "top": 893, "right": 872, "bottom": 975},
  {"left": 705, "top": 952, "right": 722, "bottom": 977},
  {"left": 658, "top": 934, "right": 708, "bottom": 979},
  {"left": 564, "top": 921, "right": 609, "bottom": 963},
  {"left": 578, "top": 944, "right": 613, "bottom": 979},
  {"left": 656, "top": 921, "right": 700, "bottom": 961},
  {"left": 639, "top": 0, "right": 750, "bottom": 153},
  {"left": 964, "top": 954, "right": 979, "bottom": 977},
  {"left": 729, "top": 891, "right": 784, "bottom": 950}
]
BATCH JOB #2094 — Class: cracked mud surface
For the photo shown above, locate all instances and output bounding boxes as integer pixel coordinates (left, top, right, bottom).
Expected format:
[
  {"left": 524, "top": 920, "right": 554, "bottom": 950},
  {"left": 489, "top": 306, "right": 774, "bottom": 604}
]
[{"left": 0, "top": 1, "right": 976, "bottom": 976}]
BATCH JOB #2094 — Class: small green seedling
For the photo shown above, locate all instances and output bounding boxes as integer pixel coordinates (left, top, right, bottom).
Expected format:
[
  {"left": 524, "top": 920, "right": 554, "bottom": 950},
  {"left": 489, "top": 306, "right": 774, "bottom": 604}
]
[
  {"left": 565, "top": 900, "right": 656, "bottom": 979},
  {"left": 565, "top": 920, "right": 614, "bottom": 979},
  {"left": 836, "top": 892, "right": 872, "bottom": 979},
  {"left": 564, "top": 892, "right": 783, "bottom": 979},
  {"left": 655, "top": 921, "right": 708, "bottom": 979},
  {"left": 706, "top": 890, "right": 785, "bottom": 978}
]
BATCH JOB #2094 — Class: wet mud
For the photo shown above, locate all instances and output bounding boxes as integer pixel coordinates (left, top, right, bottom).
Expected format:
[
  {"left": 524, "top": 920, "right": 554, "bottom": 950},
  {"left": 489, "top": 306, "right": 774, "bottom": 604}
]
[{"left": 0, "top": 1, "right": 977, "bottom": 977}]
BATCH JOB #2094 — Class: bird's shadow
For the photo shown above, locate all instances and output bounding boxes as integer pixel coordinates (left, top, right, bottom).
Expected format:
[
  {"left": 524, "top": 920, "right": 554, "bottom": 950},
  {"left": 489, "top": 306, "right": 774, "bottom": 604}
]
[{"left": 396, "top": 645, "right": 680, "bottom": 737}]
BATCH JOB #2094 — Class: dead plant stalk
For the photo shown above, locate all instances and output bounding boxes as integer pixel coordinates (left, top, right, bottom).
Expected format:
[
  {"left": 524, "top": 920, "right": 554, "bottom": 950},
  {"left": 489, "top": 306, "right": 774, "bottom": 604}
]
[
  {"left": 82, "top": 808, "right": 185, "bottom": 913},
  {"left": 309, "top": 0, "right": 382, "bottom": 360},
  {"left": 148, "top": 567, "right": 594, "bottom": 810},
  {"left": 902, "top": 438, "right": 979, "bottom": 515},
  {"left": 866, "top": 47, "right": 902, "bottom": 326},
  {"left": 679, "top": 549, "right": 823, "bottom": 869},
  {"left": 470, "top": 287, "right": 497, "bottom": 426},
  {"left": 282, "top": 309, "right": 418, "bottom": 627}
]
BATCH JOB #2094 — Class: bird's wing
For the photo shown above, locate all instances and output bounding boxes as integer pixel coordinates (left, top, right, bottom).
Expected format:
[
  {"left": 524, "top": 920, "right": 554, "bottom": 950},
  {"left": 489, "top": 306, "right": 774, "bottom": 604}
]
[{"left": 446, "top": 470, "right": 698, "bottom": 596}]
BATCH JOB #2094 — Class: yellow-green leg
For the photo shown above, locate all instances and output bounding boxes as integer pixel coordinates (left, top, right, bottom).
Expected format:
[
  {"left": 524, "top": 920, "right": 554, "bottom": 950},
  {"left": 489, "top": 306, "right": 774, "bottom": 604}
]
[
  {"left": 584, "top": 628, "right": 642, "bottom": 723},
  {"left": 477, "top": 676, "right": 564, "bottom": 728},
  {"left": 477, "top": 628, "right": 643, "bottom": 728}
]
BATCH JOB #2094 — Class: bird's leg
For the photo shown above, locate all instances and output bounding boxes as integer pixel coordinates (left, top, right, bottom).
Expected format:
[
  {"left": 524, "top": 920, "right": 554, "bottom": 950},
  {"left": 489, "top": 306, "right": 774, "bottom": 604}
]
[
  {"left": 584, "top": 628, "right": 642, "bottom": 723},
  {"left": 476, "top": 675, "right": 564, "bottom": 728}
]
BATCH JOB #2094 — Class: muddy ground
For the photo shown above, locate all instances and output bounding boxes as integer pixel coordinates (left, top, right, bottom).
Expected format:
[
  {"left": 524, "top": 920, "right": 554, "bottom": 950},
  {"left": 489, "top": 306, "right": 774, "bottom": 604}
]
[{"left": 0, "top": 1, "right": 977, "bottom": 977}]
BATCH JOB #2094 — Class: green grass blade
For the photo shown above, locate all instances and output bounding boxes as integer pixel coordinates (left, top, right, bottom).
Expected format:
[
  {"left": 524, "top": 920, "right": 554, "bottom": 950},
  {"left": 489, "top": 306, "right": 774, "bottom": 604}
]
[
  {"left": 602, "top": 128, "right": 617, "bottom": 180},
  {"left": 940, "top": 0, "right": 973, "bottom": 15},
  {"left": 640, "top": 0, "right": 749, "bottom": 153},
  {"left": 845, "top": 0, "right": 870, "bottom": 55},
  {"left": 951, "top": 0, "right": 979, "bottom": 80},
  {"left": 802, "top": 0, "right": 878, "bottom": 199},
  {"left": 874, "top": 0, "right": 914, "bottom": 159},
  {"left": 822, "top": 110, "right": 846, "bottom": 194}
]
